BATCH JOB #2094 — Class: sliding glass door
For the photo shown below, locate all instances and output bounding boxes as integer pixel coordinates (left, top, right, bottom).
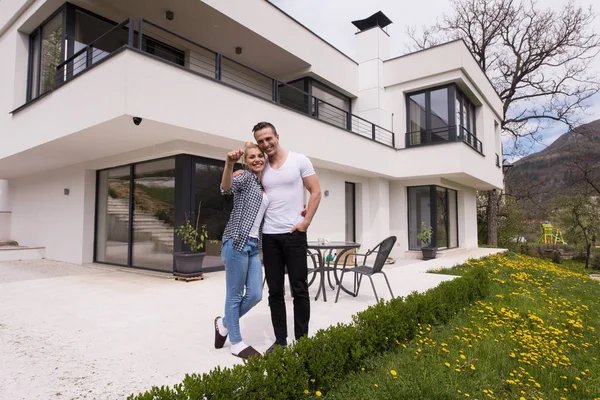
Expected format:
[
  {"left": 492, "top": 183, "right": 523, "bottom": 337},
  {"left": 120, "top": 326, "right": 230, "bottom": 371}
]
[{"left": 408, "top": 185, "right": 458, "bottom": 250}]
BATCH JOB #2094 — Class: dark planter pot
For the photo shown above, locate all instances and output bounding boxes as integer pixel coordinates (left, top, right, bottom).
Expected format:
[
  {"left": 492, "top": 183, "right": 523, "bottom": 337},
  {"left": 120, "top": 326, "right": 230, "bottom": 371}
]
[
  {"left": 173, "top": 252, "right": 205, "bottom": 277},
  {"left": 421, "top": 247, "right": 437, "bottom": 260}
]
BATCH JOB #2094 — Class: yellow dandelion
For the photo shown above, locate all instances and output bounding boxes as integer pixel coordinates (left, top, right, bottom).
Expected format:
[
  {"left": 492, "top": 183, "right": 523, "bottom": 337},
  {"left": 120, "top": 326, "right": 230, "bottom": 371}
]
[
  {"left": 445, "top": 362, "right": 451, "bottom": 367},
  {"left": 311, "top": 379, "right": 315, "bottom": 383},
  {"left": 374, "top": 384, "right": 378, "bottom": 388},
  {"left": 316, "top": 391, "right": 322, "bottom": 397},
  {"left": 390, "top": 370, "right": 397, "bottom": 376},
  {"left": 470, "top": 364, "right": 476, "bottom": 370},
  {"left": 460, "top": 354, "right": 466, "bottom": 359},
  {"left": 304, "top": 389, "right": 309, "bottom": 395}
]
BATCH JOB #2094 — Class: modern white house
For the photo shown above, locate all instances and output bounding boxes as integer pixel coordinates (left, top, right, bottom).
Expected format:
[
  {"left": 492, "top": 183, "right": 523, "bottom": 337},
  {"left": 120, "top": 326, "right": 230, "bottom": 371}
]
[{"left": 0, "top": 0, "right": 504, "bottom": 273}]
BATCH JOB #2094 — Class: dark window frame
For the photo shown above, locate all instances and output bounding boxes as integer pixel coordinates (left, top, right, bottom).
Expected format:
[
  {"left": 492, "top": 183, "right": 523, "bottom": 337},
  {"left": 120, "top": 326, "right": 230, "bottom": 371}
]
[
  {"left": 405, "top": 83, "right": 478, "bottom": 143},
  {"left": 407, "top": 185, "right": 459, "bottom": 251},
  {"left": 286, "top": 76, "right": 352, "bottom": 113},
  {"left": 26, "top": 3, "right": 185, "bottom": 101},
  {"left": 345, "top": 182, "right": 356, "bottom": 242}
]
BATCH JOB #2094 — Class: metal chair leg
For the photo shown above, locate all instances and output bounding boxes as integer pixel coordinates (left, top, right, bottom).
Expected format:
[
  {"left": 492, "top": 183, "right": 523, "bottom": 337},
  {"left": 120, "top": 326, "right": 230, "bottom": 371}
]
[
  {"left": 368, "top": 276, "right": 379, "bottom": 303},
  {"left": 382, "top": 271, "right": 394, "bottom": 299},
  {"left": 356, "top": 274, "right": 363, "bottom": 296},
  {"left": 335, "top": 270, "right": 346, "bottom": 303}
]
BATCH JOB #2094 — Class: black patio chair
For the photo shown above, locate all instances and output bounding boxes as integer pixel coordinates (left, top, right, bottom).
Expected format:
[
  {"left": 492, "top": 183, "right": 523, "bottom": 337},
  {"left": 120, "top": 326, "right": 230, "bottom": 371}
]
[{"left": 335, "top": 236, "right": 397, "bottom": 303}]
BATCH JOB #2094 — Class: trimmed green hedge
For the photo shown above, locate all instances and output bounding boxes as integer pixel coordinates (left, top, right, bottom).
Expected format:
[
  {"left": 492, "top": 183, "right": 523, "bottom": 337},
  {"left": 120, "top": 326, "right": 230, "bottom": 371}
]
[{"left": 128, "top": 266, "right": 490, "bottom": 400}]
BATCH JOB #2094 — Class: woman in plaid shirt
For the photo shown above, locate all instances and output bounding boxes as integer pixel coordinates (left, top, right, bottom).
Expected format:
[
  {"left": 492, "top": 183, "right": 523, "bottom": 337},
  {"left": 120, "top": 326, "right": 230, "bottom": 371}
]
[{"left": 214, "top": 142, "right": 268, "bottom": 359}]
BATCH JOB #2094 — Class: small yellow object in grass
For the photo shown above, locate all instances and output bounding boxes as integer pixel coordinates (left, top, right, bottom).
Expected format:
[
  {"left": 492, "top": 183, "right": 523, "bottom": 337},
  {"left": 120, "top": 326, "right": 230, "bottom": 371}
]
[
  {"left": 445, "top": 362, "right": 451, "bottom": 367},
  {"left": 304, "top": 389, "right": 309, "bottom": 395},
  {"left": 470, "top": 364, "right": 476, "bottom": 370},
  {"left": 311, "top": 379, "right": 315, "bottom": 383},
  {"left": 316, "top": 391, "right": 322, "bottom": 397},
  {"left": 390, "top": 370, "right": 397, "bottom": 376},
  {"left": 374, "top": 384, "right": 379, "bottom": 388}
]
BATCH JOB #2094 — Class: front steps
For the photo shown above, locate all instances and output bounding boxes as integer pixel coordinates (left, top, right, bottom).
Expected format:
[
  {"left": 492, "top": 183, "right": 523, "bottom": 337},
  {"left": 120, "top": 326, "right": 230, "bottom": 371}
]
[{"left": 0, "top": 243, "right": 45, "bottom": 262}]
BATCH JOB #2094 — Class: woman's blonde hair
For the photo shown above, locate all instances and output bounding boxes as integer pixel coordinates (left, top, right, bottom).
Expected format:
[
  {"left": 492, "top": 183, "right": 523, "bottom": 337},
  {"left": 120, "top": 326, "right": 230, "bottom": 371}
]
[{"left": 242, "top": 141, "right": 264, "bottom": 168}]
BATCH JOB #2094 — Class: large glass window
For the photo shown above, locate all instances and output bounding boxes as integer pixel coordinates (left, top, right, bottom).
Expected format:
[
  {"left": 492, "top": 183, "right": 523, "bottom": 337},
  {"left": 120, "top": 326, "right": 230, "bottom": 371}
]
[
  {"left": 408, "top": 93, "right": 427, "bottom": 145},
  {"left": 406, "top": 84, "right": 480, "bottom": 151},
  {"left": 27, "top": 4, "right": 186, "bottom": 101},
  {"left": 95, "top": 166, "right": 131, "bottom": 265},
  {"left": 193, "top": 158, "right": 236, "bottom": 270},
  {"left": 29, "top": 11, "right": 64, "bottom": 99},
  {"left": 73, "top": 10, "right": 122, "bottom": 75},
  {"left": 132, "top": 159, "right": 176, "bottom": 271},
  {"left": 408, "top": 186, "right": 458, "bottom": 250},
  {"left": 408, "top": 186, "right": 432, "bottom": 249},
  {"left": 345, "top": 182, "right": 356, "bottom": 242}
]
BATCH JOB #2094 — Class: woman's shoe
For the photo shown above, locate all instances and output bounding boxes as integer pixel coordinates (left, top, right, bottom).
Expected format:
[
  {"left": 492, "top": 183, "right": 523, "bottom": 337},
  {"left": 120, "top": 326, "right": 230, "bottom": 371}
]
[
  {"left": 214, "top": 316, "right": 228, "bottom": 349},
  {"left": 233, "top": 346, "right": 261, "bottom": 359}
]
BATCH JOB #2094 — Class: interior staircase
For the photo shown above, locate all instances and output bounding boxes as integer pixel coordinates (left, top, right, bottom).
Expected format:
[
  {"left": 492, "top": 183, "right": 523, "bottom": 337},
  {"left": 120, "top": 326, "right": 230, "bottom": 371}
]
[{"left": 107, "top": 197, "right": 174, "bottom": 252}]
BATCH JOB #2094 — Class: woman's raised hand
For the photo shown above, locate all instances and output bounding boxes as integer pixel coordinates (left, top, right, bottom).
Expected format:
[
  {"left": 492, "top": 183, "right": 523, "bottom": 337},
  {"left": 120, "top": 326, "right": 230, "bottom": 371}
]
[{"left": 226, "top": 149, "right": 244, "bottom": 165}]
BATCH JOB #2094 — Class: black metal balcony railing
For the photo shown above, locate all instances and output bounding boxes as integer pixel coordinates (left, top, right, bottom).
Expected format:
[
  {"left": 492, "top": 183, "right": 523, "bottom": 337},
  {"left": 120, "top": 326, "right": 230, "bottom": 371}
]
[
  {"left": 54, "top": 17, "right": 395, "bottom": 148},
  {"left": 405, "top": 125, "right": 483, "bottom": 154}
]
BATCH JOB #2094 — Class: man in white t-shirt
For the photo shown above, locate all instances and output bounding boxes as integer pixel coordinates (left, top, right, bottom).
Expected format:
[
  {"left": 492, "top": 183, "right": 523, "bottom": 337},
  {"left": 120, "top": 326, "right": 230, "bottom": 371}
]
[{"left": 252, "top": 121, "right": 321, "bottom": 353}]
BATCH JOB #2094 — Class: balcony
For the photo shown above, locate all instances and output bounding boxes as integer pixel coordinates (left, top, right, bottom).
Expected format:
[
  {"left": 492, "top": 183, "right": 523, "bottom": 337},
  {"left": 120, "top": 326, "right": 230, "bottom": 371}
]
[
  {"left": 405, "top": 126, "right": 483, "bottom": 154},
  {"left": 35, "top": 17, "right": 394, "bottom": 148}
]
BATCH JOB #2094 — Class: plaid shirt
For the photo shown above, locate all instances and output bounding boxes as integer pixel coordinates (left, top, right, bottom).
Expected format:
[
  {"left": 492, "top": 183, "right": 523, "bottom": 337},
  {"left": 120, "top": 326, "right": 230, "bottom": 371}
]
[{"left": 221, "top": 170, "right": 264, "bottom": 252}]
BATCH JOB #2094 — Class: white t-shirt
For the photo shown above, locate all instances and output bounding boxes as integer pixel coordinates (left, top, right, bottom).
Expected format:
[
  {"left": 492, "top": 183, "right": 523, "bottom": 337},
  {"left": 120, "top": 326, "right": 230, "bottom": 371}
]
[
  {"left": 249, "top": 193, "right": 269, "bottom": 238},
  {"left": 262, "top": 151, "right": 315, "bottom": 234}
]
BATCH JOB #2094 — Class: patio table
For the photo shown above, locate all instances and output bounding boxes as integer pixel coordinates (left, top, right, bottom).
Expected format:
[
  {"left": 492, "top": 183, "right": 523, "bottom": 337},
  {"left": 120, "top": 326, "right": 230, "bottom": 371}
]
[{"left": 306, "top": 241, "right": 361, "bottom": 302}]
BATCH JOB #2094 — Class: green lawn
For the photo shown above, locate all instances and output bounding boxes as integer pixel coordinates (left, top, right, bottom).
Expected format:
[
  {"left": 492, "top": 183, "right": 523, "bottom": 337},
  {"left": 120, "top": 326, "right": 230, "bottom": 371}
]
[{"left": 325, "top": 254, "right": 600, "bottom": 400}]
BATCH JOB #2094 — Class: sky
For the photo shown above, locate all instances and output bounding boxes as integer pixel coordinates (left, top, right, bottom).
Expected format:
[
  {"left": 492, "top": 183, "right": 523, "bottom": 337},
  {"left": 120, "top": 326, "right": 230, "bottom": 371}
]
[{"left": 270, "top": 0, "right": 600, "bottom": 156}]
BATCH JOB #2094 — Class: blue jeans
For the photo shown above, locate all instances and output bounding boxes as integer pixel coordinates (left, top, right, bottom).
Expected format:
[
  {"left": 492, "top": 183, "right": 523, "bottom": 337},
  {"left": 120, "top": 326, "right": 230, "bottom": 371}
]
[{"left": 221, "top": 238, "right": 263, "bottom": 344}]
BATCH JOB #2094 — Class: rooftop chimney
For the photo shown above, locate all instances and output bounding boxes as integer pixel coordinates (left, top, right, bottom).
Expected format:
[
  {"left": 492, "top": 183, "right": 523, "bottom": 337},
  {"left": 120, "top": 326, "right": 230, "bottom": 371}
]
[
  {"left": 351, "top": 11, "right": 392, "bottom": 33},
  {"left": 353, "top": 11, "right": 393, "bottom": 133}
]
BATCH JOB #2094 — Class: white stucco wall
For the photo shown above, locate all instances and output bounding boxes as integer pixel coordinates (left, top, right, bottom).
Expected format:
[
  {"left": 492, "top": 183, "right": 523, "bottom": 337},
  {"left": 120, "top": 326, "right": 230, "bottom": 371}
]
[
  {"left": 8, "top": 166, "right": 96, "bottom": 264},
  {"left": 0, "top": 212, "right": 10, "bottom": 241}
]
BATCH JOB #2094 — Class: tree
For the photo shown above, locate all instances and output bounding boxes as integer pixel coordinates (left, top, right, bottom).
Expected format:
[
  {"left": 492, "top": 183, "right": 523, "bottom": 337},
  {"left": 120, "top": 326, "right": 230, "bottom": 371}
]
[
  {"left": 407, "top": 0, "right": 600, "bottom": 246},
  {"left": 551, "top": 194, "right": 600, "bottom": 267}
]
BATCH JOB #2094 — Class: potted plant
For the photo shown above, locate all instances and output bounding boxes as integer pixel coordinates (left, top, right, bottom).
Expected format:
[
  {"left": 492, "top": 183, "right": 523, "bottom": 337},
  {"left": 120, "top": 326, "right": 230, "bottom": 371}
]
[
  {"left": 416, "top": 222, "right": 436, "bottom": 260},
  {"left": 174, "top": 213, "right": 208, "bottom": 278}
]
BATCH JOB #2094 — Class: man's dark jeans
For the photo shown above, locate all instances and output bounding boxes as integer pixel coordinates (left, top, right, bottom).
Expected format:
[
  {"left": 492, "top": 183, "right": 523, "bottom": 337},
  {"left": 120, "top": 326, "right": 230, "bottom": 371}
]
[{"left": 262, "top": 231, "right": 310, "bottom": 344}]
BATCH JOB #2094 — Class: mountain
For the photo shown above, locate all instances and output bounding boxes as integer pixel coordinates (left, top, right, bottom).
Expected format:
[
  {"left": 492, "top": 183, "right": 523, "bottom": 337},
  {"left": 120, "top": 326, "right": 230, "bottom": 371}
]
[{"left": 504, "top": 119, "right": 600, "bottom": 216}]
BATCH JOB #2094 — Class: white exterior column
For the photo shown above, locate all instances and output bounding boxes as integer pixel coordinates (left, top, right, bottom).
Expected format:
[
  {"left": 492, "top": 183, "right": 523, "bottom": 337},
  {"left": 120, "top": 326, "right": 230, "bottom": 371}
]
[
  {"left": 0, "top": 179, "right": 8, "bottom": 211},
  {"left": 354, "top": 27, "right": 393, "bottom": 132},
  {"left": 361, "top": 177, "right": 390, "bottom": 250},
  {"left": 0, "top": 179, "right": 9, "bottom": 240}
]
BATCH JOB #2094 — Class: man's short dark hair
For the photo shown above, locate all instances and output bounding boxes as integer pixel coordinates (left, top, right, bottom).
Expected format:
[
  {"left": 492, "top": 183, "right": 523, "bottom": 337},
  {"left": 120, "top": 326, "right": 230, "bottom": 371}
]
[{"left": 252, "top": 122, "right": 277, "bottom": 136}]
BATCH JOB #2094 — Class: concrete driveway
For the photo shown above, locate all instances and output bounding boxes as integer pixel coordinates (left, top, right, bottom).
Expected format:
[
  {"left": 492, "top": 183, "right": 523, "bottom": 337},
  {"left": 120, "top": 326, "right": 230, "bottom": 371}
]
[{"left": 0, "top": 248, "right": 504, "bottom": 399}]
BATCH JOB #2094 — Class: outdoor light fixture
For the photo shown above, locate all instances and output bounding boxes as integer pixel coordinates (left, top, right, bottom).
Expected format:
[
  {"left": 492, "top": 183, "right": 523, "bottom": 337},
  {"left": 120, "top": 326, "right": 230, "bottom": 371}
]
[
  {"left": 235, "top": 46, "right": 242, "bottom": 55},
  {"left": 166, "top": 10, "right": 174, "bottom": 21},
  {"left": 132, "top": 117, "right": 142, "bottom": 126}
]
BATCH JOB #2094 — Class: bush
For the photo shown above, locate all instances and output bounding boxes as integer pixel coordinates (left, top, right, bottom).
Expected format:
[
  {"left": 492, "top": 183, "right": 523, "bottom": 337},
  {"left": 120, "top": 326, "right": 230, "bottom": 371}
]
[
  {"left": 591, "top": 255, "right": 600, "bottom": 271},
  {"left": 128, "top": 266, "right": 490, "bottom": 400}
]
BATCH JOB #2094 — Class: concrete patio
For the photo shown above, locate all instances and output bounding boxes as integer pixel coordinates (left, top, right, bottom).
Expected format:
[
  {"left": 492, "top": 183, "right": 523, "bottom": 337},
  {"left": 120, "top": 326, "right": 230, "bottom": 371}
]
[{"left": 0, "top": 248, "right": 505, "bottom": 399}]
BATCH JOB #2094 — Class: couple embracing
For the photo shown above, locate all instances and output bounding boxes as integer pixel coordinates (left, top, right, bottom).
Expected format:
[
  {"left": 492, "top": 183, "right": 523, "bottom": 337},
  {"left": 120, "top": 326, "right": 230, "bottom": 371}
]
[{"left": 214, "top": 122, "right": 321, "bottom": 359}]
